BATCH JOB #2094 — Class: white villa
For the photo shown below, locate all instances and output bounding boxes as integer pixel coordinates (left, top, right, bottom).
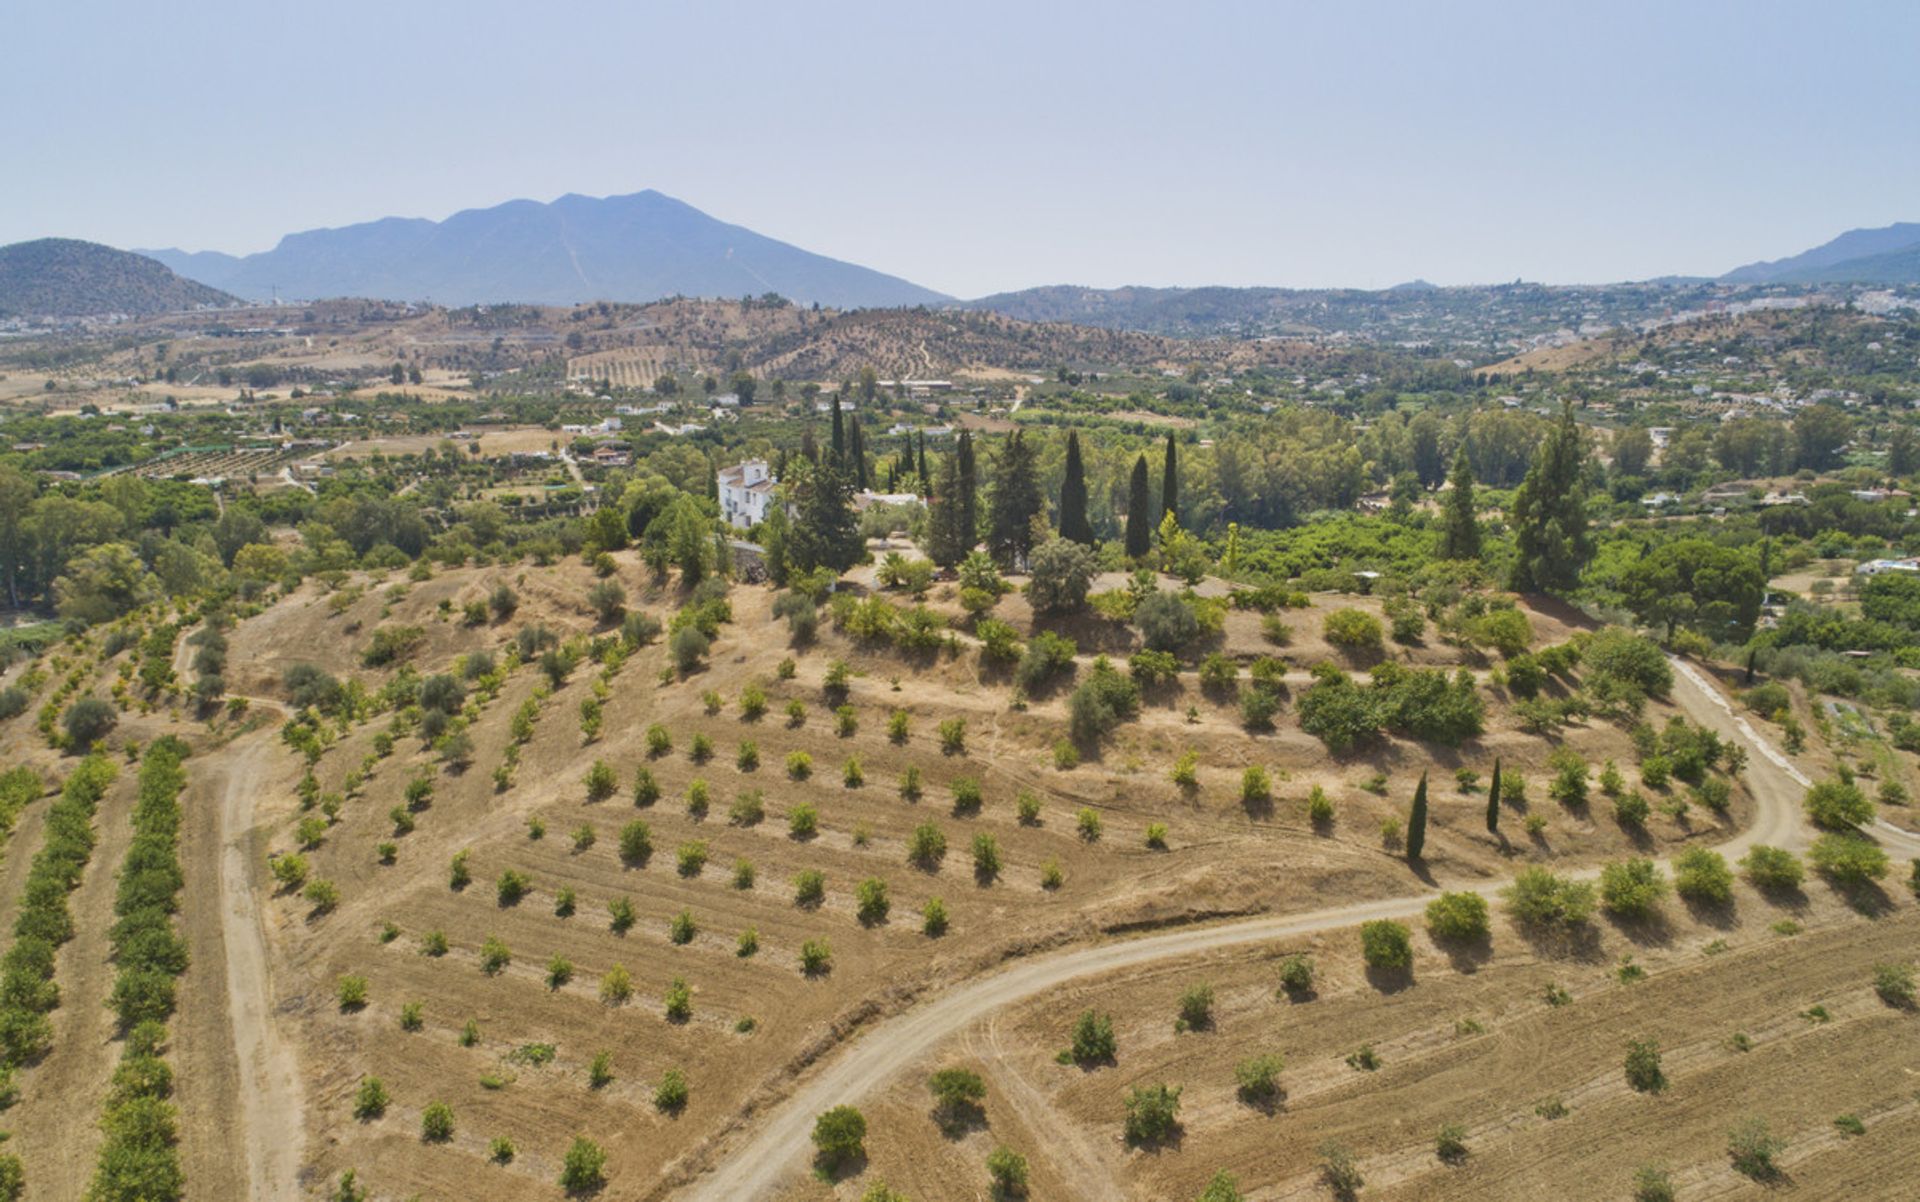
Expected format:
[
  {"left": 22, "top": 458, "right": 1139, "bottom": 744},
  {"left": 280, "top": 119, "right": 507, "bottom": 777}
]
[{"left": 718, "top": 459, "right": 777, "bottom": 530}]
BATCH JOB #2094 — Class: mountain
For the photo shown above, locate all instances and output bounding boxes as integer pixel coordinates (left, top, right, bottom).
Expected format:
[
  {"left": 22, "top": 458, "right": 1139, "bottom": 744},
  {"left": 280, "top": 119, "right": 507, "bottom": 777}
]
[
  {"left": 0, "top": 238, "right": 235, "bottom": 319},
  {"left": 141, "top": 190, "right": 949, "bottom": 310},
  {"left": 1721, "top": 222, "right": 1920, "bottom": 285}
]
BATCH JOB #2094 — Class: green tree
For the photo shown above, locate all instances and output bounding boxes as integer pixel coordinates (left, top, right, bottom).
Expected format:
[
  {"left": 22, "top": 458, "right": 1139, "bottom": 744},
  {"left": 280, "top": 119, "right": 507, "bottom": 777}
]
[
  {"left": 1123, "top": 455, "right": 1153, "bottom": 559},
  {"left": 1406, "top": 770, "right": 1428, "bottom": 860},
  {"left": 986, "top": 430, "right": 1044, "bottom": 569},
  {"left": 1438, "top": 447, "right": 1481, "bottom": 560},
  {"left": 811, "top": 1105, "right": 867, "bottom": 1170},
  {"left": 1611, "top": 425, "right": 1654, "bottom": 478},
  {"left": 1486, "top": 757, "right": 1501, "bottom": 835},
  {"left": 1509, "top": 403, "right": 1593, "bottom": 593},
  {"left": 1792, "top": 402, "right": 1852, "bottom": 471},
  {"left": 1059, "top": 430, "right": 1094, "bottom": 545},
  {"left": 789, "top": 457, "right": 863, "bottom": 574},
  {"left": 53, "top": 542, "right": 161, "bottom": 624},
  {"left": 1160, "top": 432, "right": 1179, "bottom": 525},
  {"left": 925, "top": 448, "right": 970, "bottom": 567}
]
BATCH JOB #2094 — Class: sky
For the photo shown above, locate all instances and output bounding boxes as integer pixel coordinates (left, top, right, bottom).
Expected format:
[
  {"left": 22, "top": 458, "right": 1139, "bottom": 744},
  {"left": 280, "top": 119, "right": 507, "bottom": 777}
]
[{"left": 4, "top": 0, "right": 1918, "bottom": 297}]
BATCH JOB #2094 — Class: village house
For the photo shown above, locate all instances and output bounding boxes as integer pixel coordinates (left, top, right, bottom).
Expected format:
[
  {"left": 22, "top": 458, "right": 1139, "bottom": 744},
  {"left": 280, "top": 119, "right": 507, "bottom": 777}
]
[{"left": 718, "top": 459, "right": 777, "bottom": 530}]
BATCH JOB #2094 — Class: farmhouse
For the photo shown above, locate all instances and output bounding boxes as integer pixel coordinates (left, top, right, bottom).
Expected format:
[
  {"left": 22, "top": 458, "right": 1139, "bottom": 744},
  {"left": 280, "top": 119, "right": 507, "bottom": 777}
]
[{"left": 718, "top": 459, "right": 777, "bottom": 530}]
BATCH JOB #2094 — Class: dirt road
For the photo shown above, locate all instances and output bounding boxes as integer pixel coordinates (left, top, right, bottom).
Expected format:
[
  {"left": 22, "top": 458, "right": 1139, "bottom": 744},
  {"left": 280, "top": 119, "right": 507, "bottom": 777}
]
[
  {"left": 213, "top": 733, "right": 307, "bottom": 1199},
  {"left": 676, "top": 658, "right": 1832, "bottom": 1200}
]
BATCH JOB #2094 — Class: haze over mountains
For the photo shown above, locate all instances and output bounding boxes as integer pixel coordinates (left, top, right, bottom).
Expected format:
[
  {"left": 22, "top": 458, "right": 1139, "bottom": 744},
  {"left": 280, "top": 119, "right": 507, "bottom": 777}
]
[
  {"left": 140, "top": 190, "right": 950, "bottom": 310},
  {"left": 4, "top": 190, "right": 1918, "bottom": 322}
]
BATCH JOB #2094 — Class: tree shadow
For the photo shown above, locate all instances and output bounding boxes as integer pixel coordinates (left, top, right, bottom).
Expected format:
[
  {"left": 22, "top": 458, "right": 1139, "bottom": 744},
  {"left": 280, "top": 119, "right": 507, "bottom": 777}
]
[
  {"left": 1237, "top": 1085, "right": 1287, "bottom": 1117},
  {"left": 1606, "top": 911, "right": 1675, "bottom": 950},
  {"left": 1680, "top": 894, "right": 1739, "bottom": 931},
  {"left": 1508, "top": 919, "right": 1606, "bottom": 964},
  {"left": 1436, "top": 933, "right": 1494, "bottom": 975},
  {"left": 1364, "top": 964, "right": 1415, "bottom": 994},
  {"left": 931, "top": 1101, "right": 986, "bottom": 1140}
]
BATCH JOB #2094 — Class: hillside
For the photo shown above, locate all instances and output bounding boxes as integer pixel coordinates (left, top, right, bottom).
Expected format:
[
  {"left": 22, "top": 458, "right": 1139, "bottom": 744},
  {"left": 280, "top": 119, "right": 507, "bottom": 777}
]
[
  {"left": 0, "top": 238, "right": 235, "bottom": 318},
  {"left": 141, "top": 190, "right": 950, "bottom": 310},
  {"left": 1721, "top": 222, "right": 1920, "bottom": 285}
]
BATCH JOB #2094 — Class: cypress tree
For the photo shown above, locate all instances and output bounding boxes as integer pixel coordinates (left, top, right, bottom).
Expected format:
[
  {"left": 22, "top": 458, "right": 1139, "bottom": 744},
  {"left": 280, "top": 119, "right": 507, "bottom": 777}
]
[
  {"left": 926, "top": 449, "right": 969, "bottom": 568},
  {"left": 830, "top": 394, "right": 846, "bottom": 459},
  {"left": 1406, "top": 770, "right": 1428, "bottom": 860},
  {"left": 848, "top": 416, "right": 869, "bottom": 490},
  {"left": 798, "top": 429, "right": 817, "bottom": 463},
  {"left": 1485, "top": 758, "right": 1501, "bottom": 835},
  {"left": 1160, "top": 432, "right": 1179, "bottom": 524},
  {"left": 957, "top": 431, "right": 978, "bottom": 550},
  {"left": 1438, "top": 446, "right": 1481, "bottom": 560},
  {"left": 1124, "top": 454, "right": 1153, "bottom": 559},
  {"left": 1059, "top": 431, "right": 1094, "bottom": 545}
]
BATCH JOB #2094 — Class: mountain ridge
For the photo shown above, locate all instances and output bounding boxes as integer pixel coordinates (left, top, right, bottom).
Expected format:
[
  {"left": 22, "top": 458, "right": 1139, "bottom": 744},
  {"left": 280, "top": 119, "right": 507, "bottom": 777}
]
[
  {"left": 140, "top": 190, "right": 950, "bottom": 310},
  {"left": 0, "top": 238, "right": 235, "bottom": 318},
  {"left": 1720, "top": 222, "right": 1920, "bottom": 285}
]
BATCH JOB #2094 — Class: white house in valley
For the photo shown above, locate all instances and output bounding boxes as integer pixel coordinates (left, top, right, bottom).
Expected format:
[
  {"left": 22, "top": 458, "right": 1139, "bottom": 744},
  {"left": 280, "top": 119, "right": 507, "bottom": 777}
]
[{"left": 718, "top": 459, "right": 777, "bottom": 530}]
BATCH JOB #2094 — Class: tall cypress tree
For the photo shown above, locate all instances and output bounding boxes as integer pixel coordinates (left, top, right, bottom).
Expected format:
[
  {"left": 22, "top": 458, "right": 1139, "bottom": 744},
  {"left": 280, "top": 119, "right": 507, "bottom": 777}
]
[
  {"left": 1059, "top": 431, "right": 1094, "bottom": 545},
  {"left": 1438, "top": 446, "right": 1481, "bottom": 560},
  {"left": 1124, "top": 454, "right": 1153, "bottom": 559},
  {"left": 848, "top": 416, "right": 869, "bottom": 490},
  {"left": 1406, "top": 770, "right": 1429, "bottom": 860},
  {"left": 926, "top": 449, "right": 969, "bottom": 567},
  {"left": 987, "top": 430, "right": 1044, "bottom": 569},
  {"left": 1485, "top": 758, "right": 1501, "bottom": 835},
  {"left": 957, "top": 431, "right": 978, "bottom": 551},
  {"left": 1509, "top": 402, "right": 1592, "bottom": 593},
  {"left": 1160, "top": 432, "right": 1179, "bottom": 524},
  {"left": 830, "top": 394, "right": 846, "bottom": 459},
  {"left": 916, "top": 432, "right": 929, "bottom": 494},
  {"left": 790, "top": 456, "right": 861, "bottom": 573}
]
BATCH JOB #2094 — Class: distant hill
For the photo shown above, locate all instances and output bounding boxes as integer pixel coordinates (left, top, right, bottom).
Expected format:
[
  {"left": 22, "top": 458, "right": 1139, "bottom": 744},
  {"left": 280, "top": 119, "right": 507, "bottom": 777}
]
[
  {"left": 0, "top": 238, "right": 235, "bottom": 318},
  {"left": 141, "top": 190, "right": 950, "bottom": 310},
  {"left": 1721, "top": 222, "right": 1920, "bottom": 285}
]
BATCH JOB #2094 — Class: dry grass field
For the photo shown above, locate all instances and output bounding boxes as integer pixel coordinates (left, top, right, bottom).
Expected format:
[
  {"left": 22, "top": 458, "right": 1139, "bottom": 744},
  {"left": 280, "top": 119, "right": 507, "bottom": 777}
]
[{"left": 0, "top": 555, "right": 1914, "bottom": 1202}]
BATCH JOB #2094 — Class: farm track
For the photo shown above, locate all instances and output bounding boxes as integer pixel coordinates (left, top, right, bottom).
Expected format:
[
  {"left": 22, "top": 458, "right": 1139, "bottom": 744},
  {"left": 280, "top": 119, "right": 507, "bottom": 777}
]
[{"left": 671, "top": 658, "right": 1846, "bottom": 1200}]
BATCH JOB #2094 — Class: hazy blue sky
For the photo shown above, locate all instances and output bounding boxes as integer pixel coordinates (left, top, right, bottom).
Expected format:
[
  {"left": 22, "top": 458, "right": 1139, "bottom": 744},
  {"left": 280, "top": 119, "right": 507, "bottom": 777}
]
[{"left": 5, "top": 0, "right": 1916, "bottom": 296}]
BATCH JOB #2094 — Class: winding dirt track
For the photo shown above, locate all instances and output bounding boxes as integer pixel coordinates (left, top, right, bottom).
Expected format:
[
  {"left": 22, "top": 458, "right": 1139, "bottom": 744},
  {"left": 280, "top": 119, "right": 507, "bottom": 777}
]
[{"left": 677, "top": 659, "right": 1898, "bottom": 1200}]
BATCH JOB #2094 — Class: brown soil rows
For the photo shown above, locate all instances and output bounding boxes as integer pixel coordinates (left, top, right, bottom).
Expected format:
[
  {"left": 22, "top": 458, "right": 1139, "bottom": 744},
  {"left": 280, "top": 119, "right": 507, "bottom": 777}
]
[{"left": 7, "top": 769, "right": 136, "bottom": 1202}]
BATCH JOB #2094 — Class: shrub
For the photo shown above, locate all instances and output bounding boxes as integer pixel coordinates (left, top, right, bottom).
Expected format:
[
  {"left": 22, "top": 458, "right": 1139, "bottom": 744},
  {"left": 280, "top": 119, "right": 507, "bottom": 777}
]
[
  {"left": 663, "top": 976, "right": 692, "bottom": 1021},
  {"left": 938, "top": 718, "right": 967, "bottom": 754},
  {"left": 1740, "top": 844, "right": 1803, "bottom": 890},
  {"left": 972, "top": 832, "right": 1001, "bottom": 880},
  {"left": 653, "top": 1067, "right": 689, "bottom": 1111},
  {"left": 855, "top": 877, "right": 890, "bottom": 925},
  {"left": 793, "top": 869, "right": 826, "bottom": 907},
  {"left": 1873, "top": 962, "right": 1915, "bottom": 1007},
  {"left": 811, "top": 1105, "right": 866, "bottom": 1170},
  {"left": 546, "top": 956, "right": 573, "bottom": 989},
  {"left": 618, "top": 820, "right": 652, "bottom": 864},
  {"left": 1600, "top": 858, "right": 1669, "bottom": 919},
  {"left": 1027, "top": 538, "right": 1097, "bottom": 613},
  {"left": 986, "top": 1145, "right": 1029, "bottom": 1194},
  {"left": 1808, "top": 832, "right": 1889, "bottom": 885},
  {"left": 479, "top": 935, "right": 511, "bottom": 974},
  {"left": 1234, "top": 1052, "right": 1284, "bottom": 1106},
  {"left": 559, "top": 1136, "right": 608, "bottom": 1191},
  {"left": 1016, "top": 631, "right": 1078, "bottom": 692},
  {"left": 420, "top": 1100, "right": 454, "bottom": 1142},
  {"left": 1066, "top": 1010, "right": 1115, "bottom": 1063},
  {"left": 670, "top": 625, "right": 710, "bottom": 673},
  {"left": 1323, "top": 608, "right": 1383, "bottom": 654},
  {"left": 787, "top": 802, "right": 818, "bottom": 838},
  {"left": 928, "top": 1066, "right": 987, "bottom": 1119},
  {"left": 1360, "top": 919, "right": 1412, "bottom": 970},
  {"left": 676, "top": 841, "right": 708, "bottom": 877},
  {"left": 495, "top": 869, "right": 531, "bottom": 905},
  {"left": 1076, "top": 807, "right": 1103, "bottom": 841},
  {"left": 668, "top": 909, "right": 696, "bottom": 944},
  {"left": 1136, "top": 590, "right": 1201, "bottom": 651},
  {"left": 950, "top": 776, "right": 983, "bottom": 813},
  {"left": 1175, "top": 982, "right": 1214, "bottom": 1030},
  {"left": 607, "top": 896, "right": 637, "bottom": 933},
  {"left": 1503, "top": 867, "right": 1595, "bottom": 927},
  {"left": 1068, "top": 658, "right": 1141, "bottom": 743},
  {"left": 1624, "top": 1039, "right": 1665, "bottom": 1093},
  {"left": 1804, "top": 778, "right": 1874, "bottom": 830},
  {"left": 907, "top": 822, "right": 947, "bottom": 868},
  {"left": 1726, "top": 1117, "right": 1782, "bottom": 1180},
  {"left": 1239, "top": 765, "right": 1271, "bottom": 806},
  {"left": 1122, "top": 1083, "right": 1182, "bottom": 1145},
  {"left": 1425, "top": 892, "right": 1490, "bottom": 941},
  {"left": 1674, "top": 848, "right": 1734, "bottom": 904},
  {"left": 342, "top": 1075, "right": 390, "bottom": 1124},
  {"left": 922, "top": 896, "right": 949, "bottom": 935},
  {"left": 1614, "top": 790, "right": 1651, "bottom": 828},
  {"left": 1277, "top": 954, "right": 1314, "bottom": 995},
  {"left": 63, "top": 697, "right": 118, "bottom": 748},
  {"left": 631, "top": 767, "right": 660, "bottom": 806},
  {"left": 600, "top": 964, "right": 632, "bottom": 1003},
  {"left": 1583, "top": 628, "right": 1672, "bottom": 696},
  {"left": 1632, "top": 1167, "right": 1675, "bottom": 1202},
  {"left": 785, "top": 751, "right": 812, "bottom": 781},
  {"left": 336, "top": 975, "right": 368, "bottom": 1011}
]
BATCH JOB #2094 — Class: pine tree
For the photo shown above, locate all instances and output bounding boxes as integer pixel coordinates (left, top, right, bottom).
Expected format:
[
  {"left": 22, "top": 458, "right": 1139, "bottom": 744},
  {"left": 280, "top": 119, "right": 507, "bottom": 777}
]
[
  {"left": 1160, "top": 432, "right": 1179, "bottom": 525},
  {"left": 1124, "top": 454, "right": 1153, "bottom": 559},
  {"left": 1406, "top": 770, "right": 1428, "bottom": 860},
  {"left": 1509, "top": 402, "right": 1593, "bottom": 593},
  {"left": 1485, "top": 758, "right": 1501, "bottom": 835},
  {"left": 925, "top": 449, "right": 970, "bottom": 567},
  {"left": 1438, "top": 446, "right": 1480, "bottom": 560},
  {"left": 957, "top": 431, "right": 979, "bottom": 549},
  {"left": 1059, "top": 431, "right": 1094, "bottom": 545},
  {"left": 987, "top": 430, "right": 1044, "bottom": 569},
  {"left": 830, "top": 394, "right": 846, "bottom": 459}
]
